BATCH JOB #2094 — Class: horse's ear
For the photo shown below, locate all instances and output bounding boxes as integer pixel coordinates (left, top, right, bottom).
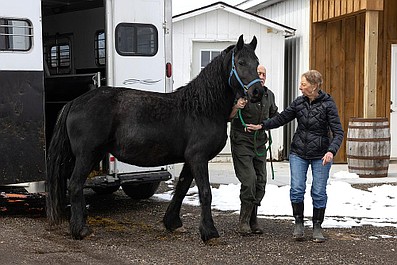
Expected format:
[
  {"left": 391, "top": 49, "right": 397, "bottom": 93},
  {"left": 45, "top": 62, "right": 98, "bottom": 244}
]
[
  {"left": 249, "top": 36, "right": 257, "bottom": 50},
  {"left": 236, "top": 35, "right": 244, "bottom": 51}
]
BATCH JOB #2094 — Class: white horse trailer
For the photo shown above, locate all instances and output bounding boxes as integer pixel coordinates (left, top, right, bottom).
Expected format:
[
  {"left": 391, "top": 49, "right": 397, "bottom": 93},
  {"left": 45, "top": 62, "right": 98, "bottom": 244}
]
[{"left": 0, "top": 0, "right": 173, "bottom": 201}]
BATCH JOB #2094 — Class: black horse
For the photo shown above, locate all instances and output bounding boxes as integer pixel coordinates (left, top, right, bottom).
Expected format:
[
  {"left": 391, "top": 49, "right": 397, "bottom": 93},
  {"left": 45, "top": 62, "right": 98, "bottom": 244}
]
[{"left": 46, "top": 35, "right": 263, "bottom": 243}]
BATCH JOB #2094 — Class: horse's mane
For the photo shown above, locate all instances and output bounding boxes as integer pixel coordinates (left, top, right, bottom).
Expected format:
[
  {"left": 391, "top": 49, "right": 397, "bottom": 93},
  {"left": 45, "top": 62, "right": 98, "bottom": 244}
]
[{"left": 175, "top": 45, "right": 236, "bottom": 117}]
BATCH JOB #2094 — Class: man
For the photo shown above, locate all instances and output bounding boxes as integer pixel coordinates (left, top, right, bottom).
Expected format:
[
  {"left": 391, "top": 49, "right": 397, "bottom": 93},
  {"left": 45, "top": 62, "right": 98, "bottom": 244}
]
[{"left": 229, "top": 65, "right": 278, "bottom": 235}]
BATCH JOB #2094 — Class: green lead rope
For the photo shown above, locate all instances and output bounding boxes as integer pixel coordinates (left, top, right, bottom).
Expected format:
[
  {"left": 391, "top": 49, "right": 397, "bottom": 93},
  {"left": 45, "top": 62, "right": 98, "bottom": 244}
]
[{"left": 237, "top": 109, "right": 275, "bottom": 179}]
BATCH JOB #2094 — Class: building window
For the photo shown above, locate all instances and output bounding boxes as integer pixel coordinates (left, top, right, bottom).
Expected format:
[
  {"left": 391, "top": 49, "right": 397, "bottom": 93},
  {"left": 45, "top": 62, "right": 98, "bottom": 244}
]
[
  {"left": 0, "top": 18, "right": 33, "bottom": 51},
  {"left": 200, "top": 50, "right": 221, "bottom": 70},
  {"left": 115, "top": 23, "right": 158, "bottom": 56},
  {"left": 95, "top": 30, "right": 105, "bottom": 66}
]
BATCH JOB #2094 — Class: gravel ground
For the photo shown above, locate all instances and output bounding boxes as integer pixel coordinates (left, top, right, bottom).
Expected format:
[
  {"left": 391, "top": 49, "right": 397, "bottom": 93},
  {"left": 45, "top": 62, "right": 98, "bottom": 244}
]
[{"left": 1, "top": 182, "right": 396, "bottom": 265}]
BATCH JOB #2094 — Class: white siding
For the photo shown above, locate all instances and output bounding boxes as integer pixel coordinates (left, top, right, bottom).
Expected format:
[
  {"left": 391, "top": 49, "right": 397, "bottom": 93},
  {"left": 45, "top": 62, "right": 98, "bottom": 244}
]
[
  {"left": 256, "top": 0, "right": 310, "bottom": 83},
  {"left": 173, "top": 8, "right": 287, "bottom": 160},
  {"left": 248, "top": 0, "right": 310, "bottom": 159}
]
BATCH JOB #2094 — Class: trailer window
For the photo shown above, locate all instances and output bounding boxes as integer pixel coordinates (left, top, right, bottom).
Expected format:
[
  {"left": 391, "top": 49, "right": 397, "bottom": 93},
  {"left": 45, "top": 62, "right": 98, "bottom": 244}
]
[
  {"left": 115, "top": 23, "right": 158, "bottom": 56},
  {"left": 44, "top": 34, "right": 72, "bottom": 75},
  {"left": 0, "top": 18, "right": 32, "bottom": 51},
  {"left": 50, "top": 44, "right": 70, "bottom": 67},
  {"left": 95, "top": 30, "right": 106, "bottom": 66}
]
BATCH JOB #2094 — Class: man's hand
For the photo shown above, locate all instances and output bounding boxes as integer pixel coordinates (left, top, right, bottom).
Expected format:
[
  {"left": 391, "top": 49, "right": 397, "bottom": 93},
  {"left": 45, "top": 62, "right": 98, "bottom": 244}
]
[
  {"left": 229, "top": 97, "right": 248, "bottom": 120},
  {"left": 235, "top": 97, "right": 247, "bottom": 109}
]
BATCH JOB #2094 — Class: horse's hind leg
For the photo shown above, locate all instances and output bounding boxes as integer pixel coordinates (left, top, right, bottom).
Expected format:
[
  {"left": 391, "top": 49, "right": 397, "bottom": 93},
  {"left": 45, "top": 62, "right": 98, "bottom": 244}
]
[
  {"left": 68, "top": 156, "right": 94, "bottom": 239},
  {"left": 191, "top": 162, "right": 219, "bottom": 242},
  {"left": 163, "top": 163, "right": 193, "bottom": 231}
]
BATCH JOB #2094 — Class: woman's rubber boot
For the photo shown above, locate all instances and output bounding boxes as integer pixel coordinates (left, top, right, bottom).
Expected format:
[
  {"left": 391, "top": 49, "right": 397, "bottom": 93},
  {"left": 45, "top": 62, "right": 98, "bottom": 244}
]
[
  {"left": 292, "top": 202, "right": 304, "bottom": 241},
  {"left": 239, "top": 203, "right": 254, "bottom": 235},
  {"left": 249, "top": 205, "right": 264, "bottom": 234},
  {"left": 312, "top": 207, "right": 326, "bottom": 243}
]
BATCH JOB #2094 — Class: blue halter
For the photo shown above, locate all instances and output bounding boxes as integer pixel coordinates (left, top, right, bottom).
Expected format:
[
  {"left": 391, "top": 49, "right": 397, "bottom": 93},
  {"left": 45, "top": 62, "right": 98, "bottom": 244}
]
[{"left": 228, "top": 51, "right": 261, "bottom": 94}]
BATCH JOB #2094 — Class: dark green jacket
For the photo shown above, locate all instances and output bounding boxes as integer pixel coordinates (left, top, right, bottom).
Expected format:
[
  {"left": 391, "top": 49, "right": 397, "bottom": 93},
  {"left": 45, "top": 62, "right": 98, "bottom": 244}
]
[{"left": 231, "top": 86, "right": 278, "bottom": 133}]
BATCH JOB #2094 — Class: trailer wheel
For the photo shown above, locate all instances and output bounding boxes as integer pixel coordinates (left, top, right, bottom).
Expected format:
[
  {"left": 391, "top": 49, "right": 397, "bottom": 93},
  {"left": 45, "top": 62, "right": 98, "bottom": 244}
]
[
  {"left": 121, "top": 182, "right": 160, "bottom": 199},
  {"left": 91, "top": 185, "right": 120, "bottom": 195}
]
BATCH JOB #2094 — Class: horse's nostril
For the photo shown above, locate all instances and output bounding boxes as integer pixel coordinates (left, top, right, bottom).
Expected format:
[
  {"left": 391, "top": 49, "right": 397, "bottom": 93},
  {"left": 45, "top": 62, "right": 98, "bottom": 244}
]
[{"left": 253, "top": 88, "right": 259, "bottom": 95}]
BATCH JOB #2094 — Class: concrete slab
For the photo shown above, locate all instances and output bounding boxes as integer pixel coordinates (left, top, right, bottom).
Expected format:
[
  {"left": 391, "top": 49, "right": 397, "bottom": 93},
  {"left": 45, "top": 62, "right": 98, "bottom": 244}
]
[{"left": 169, "top": 160, "right": 397, "bottom": 186}]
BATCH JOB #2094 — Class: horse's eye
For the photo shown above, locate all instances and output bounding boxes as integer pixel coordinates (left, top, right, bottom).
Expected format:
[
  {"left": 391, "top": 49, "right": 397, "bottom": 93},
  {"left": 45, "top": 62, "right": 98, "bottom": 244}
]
[{"left": 238, "top": 60, "right": 246, "bottom": 66}]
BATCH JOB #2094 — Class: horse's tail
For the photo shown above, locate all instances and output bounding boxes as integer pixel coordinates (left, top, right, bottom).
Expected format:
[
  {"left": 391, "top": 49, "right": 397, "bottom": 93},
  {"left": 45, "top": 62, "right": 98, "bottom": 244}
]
[{"left": 46, "top": 102, "right": 74, "bottom": 225}]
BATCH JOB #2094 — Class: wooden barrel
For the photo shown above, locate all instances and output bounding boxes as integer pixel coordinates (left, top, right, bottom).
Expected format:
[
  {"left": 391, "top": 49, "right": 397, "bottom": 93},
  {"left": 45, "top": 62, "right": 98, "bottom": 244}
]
[{"left": 346, "top": 118, "right": 391, "bottom": 178}]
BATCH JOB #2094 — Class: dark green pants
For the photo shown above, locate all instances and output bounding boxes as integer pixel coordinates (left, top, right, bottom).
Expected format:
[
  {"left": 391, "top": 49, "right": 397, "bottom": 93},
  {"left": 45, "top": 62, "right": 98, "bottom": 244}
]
[{"left": 230, "top": 130, "right": 267, "bottom": 206}]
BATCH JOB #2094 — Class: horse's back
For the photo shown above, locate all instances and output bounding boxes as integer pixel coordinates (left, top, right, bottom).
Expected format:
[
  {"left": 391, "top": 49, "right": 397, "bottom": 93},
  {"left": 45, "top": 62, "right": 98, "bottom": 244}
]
[
  {"left": 66, "top": 87, "right": 124, "bottom": 151},
  {"left": 70, "top": 86, "right": 166, "bottom": 118},
  {"left": 66, "top": 86, "right": 180, "bottom": 160},
  {"left": 66, "top": 86, "right": 228, "bottom": 165},
  {"left": 72, "top": 86, "right": 127, "bottom": 105}
]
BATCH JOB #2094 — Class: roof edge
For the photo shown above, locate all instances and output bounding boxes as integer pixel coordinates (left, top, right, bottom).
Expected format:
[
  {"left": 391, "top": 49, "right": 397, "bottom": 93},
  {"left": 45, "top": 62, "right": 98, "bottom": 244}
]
[
  {"left": 172, "top": 1, "right": 295, "bottom": 36},
  {"left": 236, "top": 0, "right": 285, "bottom": 12}
]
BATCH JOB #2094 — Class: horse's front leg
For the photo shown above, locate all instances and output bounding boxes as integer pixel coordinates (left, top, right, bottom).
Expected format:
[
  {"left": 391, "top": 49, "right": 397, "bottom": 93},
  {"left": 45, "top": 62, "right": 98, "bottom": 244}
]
[
  {"left": 68, "top": 159, "right": 92, "bottom": 239},
  {"left": 163, "top": 163, "right": 193, "bottom": 231},
  {"left": 191, "top": 162, "right": 219, "bottom": 242}
]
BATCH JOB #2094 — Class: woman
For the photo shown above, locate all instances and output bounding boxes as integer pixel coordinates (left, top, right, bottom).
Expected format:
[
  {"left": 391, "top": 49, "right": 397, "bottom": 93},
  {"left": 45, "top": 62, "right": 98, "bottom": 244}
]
[{"left": 246, "top": 70, "right": 344, "bottom": 242}]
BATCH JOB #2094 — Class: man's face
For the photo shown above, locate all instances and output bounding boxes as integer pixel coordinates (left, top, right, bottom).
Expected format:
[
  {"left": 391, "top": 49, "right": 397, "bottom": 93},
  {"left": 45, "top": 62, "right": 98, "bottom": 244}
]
[{"left": 257, "top": 66, "right": 266, "bottom": 86}]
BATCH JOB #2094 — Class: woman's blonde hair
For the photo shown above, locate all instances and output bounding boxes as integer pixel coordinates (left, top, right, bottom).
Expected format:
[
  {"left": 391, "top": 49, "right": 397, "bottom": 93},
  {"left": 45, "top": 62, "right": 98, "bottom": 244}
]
[{"left": 302, "top": 70, "right": 323, "bottom": 89}]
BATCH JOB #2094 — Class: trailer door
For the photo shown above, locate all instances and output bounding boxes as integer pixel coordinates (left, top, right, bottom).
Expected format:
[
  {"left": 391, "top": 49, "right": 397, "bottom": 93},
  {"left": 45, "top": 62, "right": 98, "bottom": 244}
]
[
  {"left": 105, "top": 0, "right": 166, "bottom": 92},
  {"left": 0, "top": 0, "right": 45, "bottom": 184},
  {"left": 105, "top": 0, "right": 169, "bottom": 174}
]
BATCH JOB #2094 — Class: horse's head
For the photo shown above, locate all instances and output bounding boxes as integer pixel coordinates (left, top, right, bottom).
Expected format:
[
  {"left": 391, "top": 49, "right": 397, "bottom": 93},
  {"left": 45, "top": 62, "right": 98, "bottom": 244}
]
[{"left": 227, "top": 35, "right": 264, "bottom": 103}]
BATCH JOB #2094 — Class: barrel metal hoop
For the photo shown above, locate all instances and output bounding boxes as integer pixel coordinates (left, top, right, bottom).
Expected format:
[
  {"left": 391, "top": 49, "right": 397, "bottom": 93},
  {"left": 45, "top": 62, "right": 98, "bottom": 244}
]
[
  {"left": 347, "top": 155, "right": 390, "bottom": 160},
  {"left": 347, "top": 125, "right": 390, "bottom": 129},
  {"left": 357, "top": 174, "right": 388, "bottom": 178},
  {"left": 348, "top": 166, "right": 389, "bottom": 171},
  {"left": 349, "top": 118, "right": 389, "bottom": 122},
  {"left": 346, "top": 137, "right": 391, "bottom": 142}
]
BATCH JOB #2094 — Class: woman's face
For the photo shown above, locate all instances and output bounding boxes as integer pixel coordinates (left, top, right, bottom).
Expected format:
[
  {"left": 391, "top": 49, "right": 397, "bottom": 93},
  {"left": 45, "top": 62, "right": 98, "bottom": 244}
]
[{"left": 299, "top": 76, "right": 316, "bottom": 97}]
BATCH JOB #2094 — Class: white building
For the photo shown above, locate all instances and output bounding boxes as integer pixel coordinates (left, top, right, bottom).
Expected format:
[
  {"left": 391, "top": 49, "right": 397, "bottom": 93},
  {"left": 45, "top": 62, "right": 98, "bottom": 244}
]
[
  {"left": 237, "top": 0, "right": 310, "bottom": 101},
  {"left": 237, "top": 0, "right": 310, "bottom": 158},
  {"left": 172, "top": 1, "right": 295, "bottom": 160},
  {"left": 239, "top": 0, "right": 397, "bottom": 160}
]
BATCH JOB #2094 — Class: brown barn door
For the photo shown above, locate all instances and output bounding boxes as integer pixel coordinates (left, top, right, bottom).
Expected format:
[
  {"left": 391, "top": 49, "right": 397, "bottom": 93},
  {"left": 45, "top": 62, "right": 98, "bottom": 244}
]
[{"left": 311, "top": 14, "right": 365, "bottom": 163}]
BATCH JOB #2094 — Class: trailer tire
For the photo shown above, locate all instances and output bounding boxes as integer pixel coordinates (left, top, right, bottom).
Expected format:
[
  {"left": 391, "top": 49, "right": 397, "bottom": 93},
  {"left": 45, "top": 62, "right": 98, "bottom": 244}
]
[
  {"left": 121, "top": 182, "right": 160, "bottom": 199},
  {"left": 91, "top": 185, "right": 120, "bottom": 195}
]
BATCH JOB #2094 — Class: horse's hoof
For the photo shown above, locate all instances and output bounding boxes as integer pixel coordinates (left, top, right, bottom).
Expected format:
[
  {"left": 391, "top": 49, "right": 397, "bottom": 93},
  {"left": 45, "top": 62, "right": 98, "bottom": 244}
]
[
  {"left": 163, "top": 220, "right": 183, "bottom": 232},
  {"left": 80, "top": 226, "right": 92, "bottom": 238},
  {"left": 200, "top": 231, "right": 220, "bottom": 242},
  {"left": 199, "top": 225, "right": 220, "bottom": 242},
  {"left": 163, "top": 216, "right": 183, "bottom": 232},
  {"left": 72, "top": 226, "right": 92, "bottom": 240},
  {"left": 174, "top": 226, "right": 187, "bottom": 233},
  {"left": 204, "top": 237, "right": 222, "bottom": 246}
]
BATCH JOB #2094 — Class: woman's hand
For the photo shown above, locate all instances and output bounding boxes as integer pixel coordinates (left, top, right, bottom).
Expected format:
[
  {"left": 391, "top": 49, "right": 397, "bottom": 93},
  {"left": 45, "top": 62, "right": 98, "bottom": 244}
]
[
  {"left": 245, "top": 123, "right": 262, "bottom": 132},
  {"left": 322, "top": 151, "right": 334, "bottom": 165}
]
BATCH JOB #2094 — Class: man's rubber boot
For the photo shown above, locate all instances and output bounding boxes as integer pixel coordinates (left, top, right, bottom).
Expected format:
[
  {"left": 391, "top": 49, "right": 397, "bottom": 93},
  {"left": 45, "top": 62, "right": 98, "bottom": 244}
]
[
  {"left": 250, "top": 205, "right": 264, "bottom": 234},
  {"left": 239, "top": 203, "right": 254, "bottom": 235},
  {"left": 292, "top": 202, "right": 304, "bottom": 241}
]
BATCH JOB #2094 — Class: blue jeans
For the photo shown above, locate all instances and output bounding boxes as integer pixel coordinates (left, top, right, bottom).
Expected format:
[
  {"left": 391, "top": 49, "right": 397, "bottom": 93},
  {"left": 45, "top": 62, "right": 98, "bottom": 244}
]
[{"left": 289, "top": 153, "right": 332, "bottom": 209}]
